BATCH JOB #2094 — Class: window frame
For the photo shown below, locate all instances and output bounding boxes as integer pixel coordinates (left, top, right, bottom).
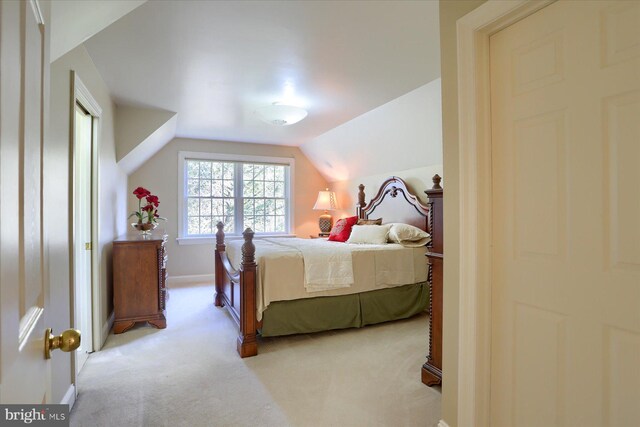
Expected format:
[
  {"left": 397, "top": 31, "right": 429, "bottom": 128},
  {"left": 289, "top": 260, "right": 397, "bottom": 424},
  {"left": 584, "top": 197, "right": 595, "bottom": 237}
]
[{"left": 177, "top": 151, "right": 295, "bottom": 245}]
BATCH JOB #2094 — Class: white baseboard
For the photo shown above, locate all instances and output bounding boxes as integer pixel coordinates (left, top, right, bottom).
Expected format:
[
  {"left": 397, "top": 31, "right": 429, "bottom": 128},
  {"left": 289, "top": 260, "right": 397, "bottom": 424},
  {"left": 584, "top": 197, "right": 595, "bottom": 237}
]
[
  {"left": 60, "top": 384, "right": 76, "bottom": 409},
  {"left": 99, "top": 311, "right": 115, "bottom": 350},
  {"left": 438, "top": 420, "right": 450, "bottom": 427},
  {"left": 167, "top": 274, "right": 214, "bottom": 287}
]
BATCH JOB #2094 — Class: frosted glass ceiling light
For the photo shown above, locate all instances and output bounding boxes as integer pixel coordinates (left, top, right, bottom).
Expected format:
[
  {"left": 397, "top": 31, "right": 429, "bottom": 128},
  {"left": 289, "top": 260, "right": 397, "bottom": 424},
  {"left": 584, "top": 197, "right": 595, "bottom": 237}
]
[{"left": 256, "top": 102, "right": 308, "bottom": 126}]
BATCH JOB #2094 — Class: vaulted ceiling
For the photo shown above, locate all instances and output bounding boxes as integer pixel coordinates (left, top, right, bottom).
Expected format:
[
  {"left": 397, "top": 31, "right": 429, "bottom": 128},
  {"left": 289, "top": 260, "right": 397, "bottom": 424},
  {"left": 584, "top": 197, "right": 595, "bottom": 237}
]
[{"left": 82, "top": 0, "right": 441, "bottom": 147}]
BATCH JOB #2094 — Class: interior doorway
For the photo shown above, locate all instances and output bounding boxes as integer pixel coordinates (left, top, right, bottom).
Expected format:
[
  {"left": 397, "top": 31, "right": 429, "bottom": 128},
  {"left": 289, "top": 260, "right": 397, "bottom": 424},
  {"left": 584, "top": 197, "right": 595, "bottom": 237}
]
[
  {"left": 71, "top": 72, "right": 102, "bottom": 378},
  {"left": 73, "top": 102, "right": 94, "bottom": 373}
]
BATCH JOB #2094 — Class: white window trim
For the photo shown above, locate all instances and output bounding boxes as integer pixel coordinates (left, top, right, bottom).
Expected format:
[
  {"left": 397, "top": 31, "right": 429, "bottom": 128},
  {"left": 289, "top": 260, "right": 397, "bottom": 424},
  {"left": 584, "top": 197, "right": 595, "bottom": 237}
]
[{"left": 177, "top": 151, "right": 295, "bottom": 245}]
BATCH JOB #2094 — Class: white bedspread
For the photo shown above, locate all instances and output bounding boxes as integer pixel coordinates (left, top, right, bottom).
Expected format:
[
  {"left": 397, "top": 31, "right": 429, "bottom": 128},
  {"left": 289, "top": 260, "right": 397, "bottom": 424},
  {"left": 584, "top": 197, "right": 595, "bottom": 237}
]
[
  {"left": 263, "top": 238, "right": 353, "bottom": 291},
  {"left": 225, "top": 237, "right": 427, "bottom": 321}
]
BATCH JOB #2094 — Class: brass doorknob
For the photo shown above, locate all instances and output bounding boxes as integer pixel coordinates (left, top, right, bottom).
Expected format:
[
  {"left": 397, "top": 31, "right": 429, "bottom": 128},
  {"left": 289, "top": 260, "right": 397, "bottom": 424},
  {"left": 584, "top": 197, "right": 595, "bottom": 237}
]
[{"left": 44, "top": 328, "right": 81, "bottom": 359}]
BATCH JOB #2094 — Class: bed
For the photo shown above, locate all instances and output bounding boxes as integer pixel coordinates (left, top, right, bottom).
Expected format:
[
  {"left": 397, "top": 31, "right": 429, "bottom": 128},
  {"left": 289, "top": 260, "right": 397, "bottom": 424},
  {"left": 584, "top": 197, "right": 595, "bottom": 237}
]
[{"left": 214, "top": 175, "right": 443, "bottom": 364}]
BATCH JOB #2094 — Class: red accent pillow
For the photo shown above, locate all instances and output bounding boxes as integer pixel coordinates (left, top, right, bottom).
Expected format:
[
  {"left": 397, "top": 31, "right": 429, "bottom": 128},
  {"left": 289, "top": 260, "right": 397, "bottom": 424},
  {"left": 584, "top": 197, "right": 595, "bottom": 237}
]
[{"left": 328, "top": 216, "right": 359, "bottom": 242}]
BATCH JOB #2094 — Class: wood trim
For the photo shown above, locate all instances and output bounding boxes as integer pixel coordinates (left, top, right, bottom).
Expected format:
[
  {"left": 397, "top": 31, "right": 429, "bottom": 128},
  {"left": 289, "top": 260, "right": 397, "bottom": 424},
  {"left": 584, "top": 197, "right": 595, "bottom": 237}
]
[
  {"left": 60, "top": 384, "right": 76, "bottom": 408},
  {"left": 29, "top": 0, "right": 44, "bottom": 25},
  {"left": 73, "top": 72, "right": 103, "bottom": 117},
  {"left": 456, "top": 1, "right": 554, "bottom": 425},
  {"left": 69, "top": 70, "right": 104, "bottom": 356},
  {"left": 99, "top": 311, "right": 114, "bottom": 350}
]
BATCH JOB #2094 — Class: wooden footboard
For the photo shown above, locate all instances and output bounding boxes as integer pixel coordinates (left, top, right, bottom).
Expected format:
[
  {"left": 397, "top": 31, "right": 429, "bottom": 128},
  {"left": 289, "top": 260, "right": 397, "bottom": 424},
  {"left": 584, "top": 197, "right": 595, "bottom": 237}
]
[{"left": 215, "top": 223, "right": 258, "bottom": 357}]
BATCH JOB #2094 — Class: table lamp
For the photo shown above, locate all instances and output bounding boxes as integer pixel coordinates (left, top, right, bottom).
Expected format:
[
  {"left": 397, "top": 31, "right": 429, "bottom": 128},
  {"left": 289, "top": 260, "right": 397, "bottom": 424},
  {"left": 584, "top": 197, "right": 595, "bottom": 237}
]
[{"left": 313, "top": 189, "right": 338, "bottom": 236}]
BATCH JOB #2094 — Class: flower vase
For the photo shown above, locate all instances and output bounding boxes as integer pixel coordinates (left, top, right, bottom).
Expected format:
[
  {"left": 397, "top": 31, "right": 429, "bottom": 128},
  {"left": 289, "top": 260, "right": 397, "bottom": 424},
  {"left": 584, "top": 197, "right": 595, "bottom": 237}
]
[{"left": 131, "top": 222, "right": 157, "bottom": 236}]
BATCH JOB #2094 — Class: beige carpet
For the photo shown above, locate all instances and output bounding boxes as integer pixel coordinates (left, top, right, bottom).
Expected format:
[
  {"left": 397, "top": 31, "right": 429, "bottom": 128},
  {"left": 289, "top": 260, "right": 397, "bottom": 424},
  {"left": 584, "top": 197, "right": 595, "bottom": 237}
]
[{"left": 70, "top": 283, "right": 441, "bottom": 427}]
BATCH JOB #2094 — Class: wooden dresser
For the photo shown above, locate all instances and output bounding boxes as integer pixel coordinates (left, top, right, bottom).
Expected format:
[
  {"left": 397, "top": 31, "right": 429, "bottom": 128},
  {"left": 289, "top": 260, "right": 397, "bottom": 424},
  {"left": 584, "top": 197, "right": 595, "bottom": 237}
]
[{"left": 112, "top": 234, "right": 168, "bottom": 333}]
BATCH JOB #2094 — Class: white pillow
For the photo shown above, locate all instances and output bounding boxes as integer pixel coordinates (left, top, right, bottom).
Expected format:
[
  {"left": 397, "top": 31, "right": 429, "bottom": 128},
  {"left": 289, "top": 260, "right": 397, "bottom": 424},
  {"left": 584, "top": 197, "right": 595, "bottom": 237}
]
[
  {"left": 387, "top": 223, "right": 431, "bottom": 247},
  {"left": 347, "top": 224, "right": 391, "bottom": 245}
]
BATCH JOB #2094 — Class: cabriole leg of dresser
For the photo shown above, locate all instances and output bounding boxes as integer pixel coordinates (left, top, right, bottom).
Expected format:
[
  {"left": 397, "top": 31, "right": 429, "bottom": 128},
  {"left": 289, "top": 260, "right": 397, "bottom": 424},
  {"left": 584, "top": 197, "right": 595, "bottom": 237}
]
[
  {"left": 113, "top": 321, "right": 136, "bottom": 334},
  {"left": 148, "top": 316, "right": 167, "bottom": 330}
]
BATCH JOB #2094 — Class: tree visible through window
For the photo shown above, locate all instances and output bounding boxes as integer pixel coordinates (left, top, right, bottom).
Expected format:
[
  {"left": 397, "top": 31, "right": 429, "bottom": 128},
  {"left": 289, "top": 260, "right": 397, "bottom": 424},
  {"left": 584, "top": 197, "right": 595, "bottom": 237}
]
[{"left": 184, "top": 158, "right": 289, "bottom": 236}]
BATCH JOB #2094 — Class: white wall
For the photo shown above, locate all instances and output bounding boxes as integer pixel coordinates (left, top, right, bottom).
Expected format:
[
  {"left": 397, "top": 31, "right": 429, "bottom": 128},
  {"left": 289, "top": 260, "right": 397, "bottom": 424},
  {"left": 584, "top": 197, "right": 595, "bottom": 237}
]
[
  {"left": 49, "top": 45, "right": 127, "bottom": 402},
  {"left": 300, "top": 79, "right": 442, "bottom": 183},
  {"left": 300, "top": 79, "right": 443, "bottom": 218},
  {"left": 115, "top": 105, "right": 176, "bottom": 162},
  {"left": 128, "top": 137, "right": 328, "bottom": 278}
]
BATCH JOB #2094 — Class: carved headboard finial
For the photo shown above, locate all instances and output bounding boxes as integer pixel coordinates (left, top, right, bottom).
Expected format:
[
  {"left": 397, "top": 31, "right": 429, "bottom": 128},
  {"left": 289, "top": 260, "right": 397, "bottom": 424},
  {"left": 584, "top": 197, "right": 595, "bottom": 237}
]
[
  {"left": 432, "top": 174, "right": 442, "bottom": 190},
  {"left": 358, "top": 184, "right": 366, "bottom": 208}
]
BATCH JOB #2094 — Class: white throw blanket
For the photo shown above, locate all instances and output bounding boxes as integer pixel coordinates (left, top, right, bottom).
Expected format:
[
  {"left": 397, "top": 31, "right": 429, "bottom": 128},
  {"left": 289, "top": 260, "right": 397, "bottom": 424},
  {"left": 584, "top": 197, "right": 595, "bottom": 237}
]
[{"left": 263, "top": 238, "right": 354, "bottom": 292}]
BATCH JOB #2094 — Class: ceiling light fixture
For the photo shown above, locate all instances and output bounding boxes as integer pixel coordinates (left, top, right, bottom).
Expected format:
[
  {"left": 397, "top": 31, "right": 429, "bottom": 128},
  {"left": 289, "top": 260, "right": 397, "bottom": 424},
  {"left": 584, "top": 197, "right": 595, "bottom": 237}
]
[{"left": 256, "top": 102, "right": 308, "bottom": 126}]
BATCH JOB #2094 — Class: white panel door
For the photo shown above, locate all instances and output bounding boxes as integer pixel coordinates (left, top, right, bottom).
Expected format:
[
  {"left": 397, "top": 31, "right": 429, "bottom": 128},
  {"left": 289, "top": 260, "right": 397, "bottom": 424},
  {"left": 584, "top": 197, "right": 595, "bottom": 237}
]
[
  {"left": 0, "top": 0, "right": 50, "bottom": 403},
  {"left": 490, "top": 1, "right": 640, "bottom": 426}
]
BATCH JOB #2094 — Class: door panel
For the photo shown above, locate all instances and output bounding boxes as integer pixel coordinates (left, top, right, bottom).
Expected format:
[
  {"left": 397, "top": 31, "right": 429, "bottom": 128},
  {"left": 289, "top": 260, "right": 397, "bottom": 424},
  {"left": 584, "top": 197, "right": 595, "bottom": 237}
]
[
  {"left": 22, "top": 0, "right": 44, "bottom": 330},
  {"left": 0, "top": 0, "right": 50, "bottom": 403},
  {"left": 490, "top": 1, "right": 640, "bottom": 426}
]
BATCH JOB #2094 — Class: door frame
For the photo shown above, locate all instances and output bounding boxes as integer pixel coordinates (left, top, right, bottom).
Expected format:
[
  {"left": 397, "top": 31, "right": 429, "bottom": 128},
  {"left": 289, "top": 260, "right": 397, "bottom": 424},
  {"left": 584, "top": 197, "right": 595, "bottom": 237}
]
[
  {"left": 456, "top": 1, "right": 554, "bottom": 425},
  {"left": 69, "top": 71, "right": 102, "bottom": 380}
]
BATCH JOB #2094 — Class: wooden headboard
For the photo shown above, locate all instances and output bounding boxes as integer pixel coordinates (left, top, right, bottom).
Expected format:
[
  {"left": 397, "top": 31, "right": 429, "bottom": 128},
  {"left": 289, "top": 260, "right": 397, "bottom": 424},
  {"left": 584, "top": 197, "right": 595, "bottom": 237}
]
[{"left": 356, "top": 175, "right": 442, "bottom": 238}]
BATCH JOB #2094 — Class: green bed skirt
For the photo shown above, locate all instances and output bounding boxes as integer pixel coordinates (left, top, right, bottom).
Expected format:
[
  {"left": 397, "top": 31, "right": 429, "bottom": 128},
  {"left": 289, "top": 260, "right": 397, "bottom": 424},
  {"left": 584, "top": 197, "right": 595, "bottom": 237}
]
[{"left": 259, "top": 282, "right": 429, "bottom": 337}]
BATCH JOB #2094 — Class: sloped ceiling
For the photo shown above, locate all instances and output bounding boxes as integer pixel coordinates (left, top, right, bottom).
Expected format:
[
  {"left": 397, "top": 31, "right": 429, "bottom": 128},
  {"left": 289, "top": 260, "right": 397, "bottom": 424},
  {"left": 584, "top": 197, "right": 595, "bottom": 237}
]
[
  {"left": 82, "top": 0, "right": 441, "bottom": 147},
  {"left": 50, "top": 0, "right": 147, "bottom": 62},
  {"left": 301, "top": 79, "right": 443, "bottom": 182},
  {"left": 115, "top": 106, "right": 178, "bottom": 174}
]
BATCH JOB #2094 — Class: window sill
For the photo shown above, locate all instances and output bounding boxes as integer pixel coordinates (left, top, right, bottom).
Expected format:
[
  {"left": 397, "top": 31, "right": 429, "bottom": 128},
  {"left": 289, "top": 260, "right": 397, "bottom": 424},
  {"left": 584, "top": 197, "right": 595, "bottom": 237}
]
[{"left": 176, "top": 234, "right": 297, "bottom": 246}]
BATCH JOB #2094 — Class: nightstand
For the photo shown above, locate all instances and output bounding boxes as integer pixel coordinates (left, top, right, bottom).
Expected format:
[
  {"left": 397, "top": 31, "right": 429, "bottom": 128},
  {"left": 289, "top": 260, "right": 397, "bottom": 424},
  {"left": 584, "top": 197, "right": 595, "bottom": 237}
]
[{"left": 310, "top": 234, "right": 329, "bottom": 239}]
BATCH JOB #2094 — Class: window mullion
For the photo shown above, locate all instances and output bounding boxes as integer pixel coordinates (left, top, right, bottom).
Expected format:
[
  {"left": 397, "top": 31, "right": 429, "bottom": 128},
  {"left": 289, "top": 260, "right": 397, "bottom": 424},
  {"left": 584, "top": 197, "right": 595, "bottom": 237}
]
[{"left": 235, "top": 162, "right": 243, "bottom": 235}]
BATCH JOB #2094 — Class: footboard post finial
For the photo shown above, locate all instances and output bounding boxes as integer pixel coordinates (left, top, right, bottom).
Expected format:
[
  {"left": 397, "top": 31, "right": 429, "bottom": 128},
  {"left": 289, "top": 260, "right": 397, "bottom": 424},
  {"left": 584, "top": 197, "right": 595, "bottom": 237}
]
[
  {"left": 214, "top": 222, "right": 226, "bottom": 307},
  {"left": 238, "top": 227, "right": 258, "bottom": 357},
  {"left": 241, "top": 228, "right": 256, "bottom": 267},
  {"left": 216, "top": 222, "right": 226, "bottom": 250}
]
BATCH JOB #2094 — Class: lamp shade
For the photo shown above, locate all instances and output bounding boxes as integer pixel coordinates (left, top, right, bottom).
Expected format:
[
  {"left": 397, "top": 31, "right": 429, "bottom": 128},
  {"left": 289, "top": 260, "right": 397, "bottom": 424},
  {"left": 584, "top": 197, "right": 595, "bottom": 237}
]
[
  {"left": 313, "top": 189, "right": 338, "bottom": 211},
  {"left": 256, "top": 102, "right": 308, "bottom": 126}
]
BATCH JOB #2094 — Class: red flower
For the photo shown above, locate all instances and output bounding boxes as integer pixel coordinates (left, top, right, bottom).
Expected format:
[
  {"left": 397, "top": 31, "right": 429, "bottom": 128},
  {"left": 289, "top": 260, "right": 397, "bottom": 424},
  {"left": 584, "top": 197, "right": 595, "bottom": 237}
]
[
  {"left": 133, "top": 187, "right": 151, "bottom": 200},
  {"left": 146, "top": 194, "right": 160, "bottom": 207},
  {"left": 142, "top": 204, "right": 154, "bottom": 212}
]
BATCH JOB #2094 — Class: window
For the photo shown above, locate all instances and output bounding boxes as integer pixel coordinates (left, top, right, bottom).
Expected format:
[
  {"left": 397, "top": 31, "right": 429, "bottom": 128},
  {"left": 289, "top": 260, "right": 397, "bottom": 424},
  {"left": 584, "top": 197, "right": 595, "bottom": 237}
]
[
  {"left": 185, "top": 160, "right": 236, "bottom": 235},
  {"left": 241, "top": 163, "right": 288, "bottom": 233},
  {"left": 178, "top": 152, "right": 294, "bottom": 240}
]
